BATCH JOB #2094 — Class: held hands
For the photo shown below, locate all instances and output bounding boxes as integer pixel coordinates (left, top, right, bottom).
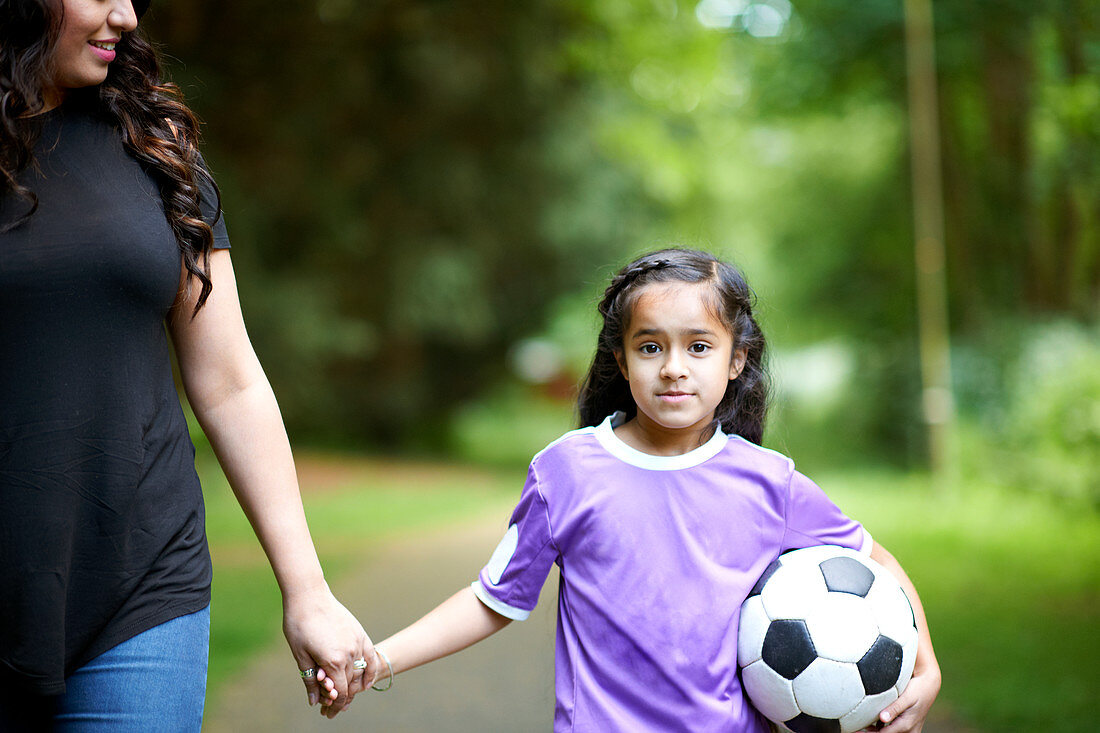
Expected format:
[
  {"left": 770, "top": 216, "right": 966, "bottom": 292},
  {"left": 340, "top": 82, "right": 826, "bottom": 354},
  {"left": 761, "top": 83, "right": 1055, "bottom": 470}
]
[
  {"left": 315, "top": 647, "right": 392, "bottom": 719},
  {"left": 282, "top": 584, "right": 378, "bottom": 716}
]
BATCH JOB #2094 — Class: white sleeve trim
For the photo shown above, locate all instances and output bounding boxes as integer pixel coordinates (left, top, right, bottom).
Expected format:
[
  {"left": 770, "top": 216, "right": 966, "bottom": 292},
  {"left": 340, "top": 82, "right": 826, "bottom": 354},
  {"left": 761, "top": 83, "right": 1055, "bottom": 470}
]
[
  {"left": 471, "top": 580, "right": 531, "bottom": 621},
  {"left": 859, "top": 528, "right": 874, "bottom": 555}
]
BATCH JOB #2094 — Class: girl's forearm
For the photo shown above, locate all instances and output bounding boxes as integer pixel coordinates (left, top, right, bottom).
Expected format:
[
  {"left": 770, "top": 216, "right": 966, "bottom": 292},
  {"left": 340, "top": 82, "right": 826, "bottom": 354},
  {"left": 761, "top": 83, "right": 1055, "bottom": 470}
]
[
  {"left": 870, "top": 542, "right": 939, "bottom": 677},
  {"left": 374, "top": 586, "right": 512, "bottom": 681}
]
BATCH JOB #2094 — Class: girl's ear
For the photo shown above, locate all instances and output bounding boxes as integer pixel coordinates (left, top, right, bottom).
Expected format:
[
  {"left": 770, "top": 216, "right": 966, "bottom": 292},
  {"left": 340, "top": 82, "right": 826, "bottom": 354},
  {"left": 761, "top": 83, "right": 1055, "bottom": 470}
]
[
  {"left": 614, "top": 350, "right": 629, "bottom": 380},
  {"left": 729, "top": 347, "right": 748, "bottom": 381}
]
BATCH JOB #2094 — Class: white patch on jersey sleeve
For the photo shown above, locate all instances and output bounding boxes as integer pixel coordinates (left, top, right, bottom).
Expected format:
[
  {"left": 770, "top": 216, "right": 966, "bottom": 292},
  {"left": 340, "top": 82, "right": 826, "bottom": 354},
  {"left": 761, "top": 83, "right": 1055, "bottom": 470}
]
[
  {"left": 859, "top": 528, "right": 874, "bottom": 555},
  {"left": 485, "top": 523, "right": 520, "bottom": 585},
  {"left": 471, "top": 581, "right": 531, "bottom": 621}
]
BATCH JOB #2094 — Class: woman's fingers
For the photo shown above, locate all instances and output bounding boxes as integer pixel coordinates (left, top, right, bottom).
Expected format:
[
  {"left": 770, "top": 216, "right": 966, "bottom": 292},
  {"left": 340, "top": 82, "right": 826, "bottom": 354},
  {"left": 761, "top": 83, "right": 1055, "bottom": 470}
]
[
  {"left": 294, "top": 655, "right": 321, "bottom": 707},
  {"left": 346, "top": 645, "right": 377, "bottom": 698}
]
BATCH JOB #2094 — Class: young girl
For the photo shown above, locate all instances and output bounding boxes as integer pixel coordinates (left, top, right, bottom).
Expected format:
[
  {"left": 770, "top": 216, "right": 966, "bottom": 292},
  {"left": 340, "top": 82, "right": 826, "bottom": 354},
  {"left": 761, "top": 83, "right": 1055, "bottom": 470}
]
[{"left": 326, "top": 248, "right": 940, "bottom": 730}]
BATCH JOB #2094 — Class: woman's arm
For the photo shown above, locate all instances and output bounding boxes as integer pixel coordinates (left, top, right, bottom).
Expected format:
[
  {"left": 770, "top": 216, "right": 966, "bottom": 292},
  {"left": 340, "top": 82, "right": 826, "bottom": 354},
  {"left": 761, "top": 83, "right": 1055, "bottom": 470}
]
[
  {"left": 869, "top": 541, "right": 941, "bottom": 732},
  {"left": 168, "top": 249, "right": 377, "bottom": 711}
]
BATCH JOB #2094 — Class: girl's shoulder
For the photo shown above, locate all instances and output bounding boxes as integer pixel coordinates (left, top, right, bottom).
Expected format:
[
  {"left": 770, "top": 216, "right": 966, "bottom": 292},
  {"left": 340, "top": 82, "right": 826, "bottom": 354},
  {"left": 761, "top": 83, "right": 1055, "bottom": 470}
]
[
  {"left": 722, "top": 433, "right": 798, "bottom": 483},
  {"left": 531, "top": 424, "right": 601, "bottom": 464},
  {"left": 724, "top": 433, "right": 795, "bottom": 466}
]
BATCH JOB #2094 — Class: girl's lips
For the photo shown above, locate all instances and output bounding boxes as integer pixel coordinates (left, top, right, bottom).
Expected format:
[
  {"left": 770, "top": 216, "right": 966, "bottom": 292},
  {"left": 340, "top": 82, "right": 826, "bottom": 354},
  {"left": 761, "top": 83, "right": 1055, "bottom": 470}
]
[{"left": 658, "top": 393, "right": 692, "bottom": 403}]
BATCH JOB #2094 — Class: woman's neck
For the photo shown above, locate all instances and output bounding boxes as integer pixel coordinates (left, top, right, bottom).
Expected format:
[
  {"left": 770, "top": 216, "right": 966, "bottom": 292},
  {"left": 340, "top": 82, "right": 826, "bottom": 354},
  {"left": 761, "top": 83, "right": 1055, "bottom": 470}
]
[{"left": 40, "top": 87, "right": 66, "bottom": 113}]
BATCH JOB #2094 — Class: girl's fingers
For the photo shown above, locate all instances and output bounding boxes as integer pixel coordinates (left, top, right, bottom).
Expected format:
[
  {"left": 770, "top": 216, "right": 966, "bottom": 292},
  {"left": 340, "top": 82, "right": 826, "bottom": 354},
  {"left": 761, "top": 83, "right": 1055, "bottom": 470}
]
[
  {"left": 315, "top": 667, "right": 338, "bottom": 702},
  {"left": 878, "top": 694, "right": 924, "bottom": 733}
]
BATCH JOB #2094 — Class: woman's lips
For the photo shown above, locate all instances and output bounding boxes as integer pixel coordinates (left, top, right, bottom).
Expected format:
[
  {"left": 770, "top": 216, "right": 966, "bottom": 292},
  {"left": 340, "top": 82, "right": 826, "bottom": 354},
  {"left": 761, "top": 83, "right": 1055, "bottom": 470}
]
[{"left": 88, "top": 40, "right": 117, "bottom": 62}]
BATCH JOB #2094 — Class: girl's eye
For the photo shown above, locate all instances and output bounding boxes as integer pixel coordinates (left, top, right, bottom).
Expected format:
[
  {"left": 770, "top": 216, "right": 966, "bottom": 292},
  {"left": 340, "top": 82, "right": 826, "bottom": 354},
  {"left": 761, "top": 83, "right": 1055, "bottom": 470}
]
[
  {"left": 640, "top": 343, "right": 661, "bottom": 355},
  {"left": 689, "top": 343, "right": 710, "bottom": 354}
]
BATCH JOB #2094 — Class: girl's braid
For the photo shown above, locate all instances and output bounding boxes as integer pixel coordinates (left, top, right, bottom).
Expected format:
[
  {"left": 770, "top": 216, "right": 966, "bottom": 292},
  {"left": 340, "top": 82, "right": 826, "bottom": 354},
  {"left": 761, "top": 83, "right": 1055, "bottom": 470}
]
[{"left": 599, "top": 257, "right": 672, "bottom": 315}]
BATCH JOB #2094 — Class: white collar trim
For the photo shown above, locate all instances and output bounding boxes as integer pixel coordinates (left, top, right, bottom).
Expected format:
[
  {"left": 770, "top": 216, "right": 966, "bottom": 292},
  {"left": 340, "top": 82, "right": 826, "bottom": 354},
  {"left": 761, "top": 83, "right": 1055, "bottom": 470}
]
[{"left": 593, "top": 412, "right": 728, "bottom": 471}]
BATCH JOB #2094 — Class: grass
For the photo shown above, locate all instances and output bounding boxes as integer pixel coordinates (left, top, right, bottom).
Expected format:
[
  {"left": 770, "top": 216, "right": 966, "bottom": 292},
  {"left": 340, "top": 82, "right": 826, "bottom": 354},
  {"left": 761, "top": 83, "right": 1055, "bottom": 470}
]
[
  {"left": 199, "top": 450, "right": 1099, "bottom": 731},
  {"left": 822, "top": 472, "right": 1099, "bottom": 732}
]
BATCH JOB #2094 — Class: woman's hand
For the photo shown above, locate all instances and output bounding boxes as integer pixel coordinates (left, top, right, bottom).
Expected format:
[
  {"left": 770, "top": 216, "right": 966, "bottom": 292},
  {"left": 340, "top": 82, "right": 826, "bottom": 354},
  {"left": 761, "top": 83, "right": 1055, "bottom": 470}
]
[
  {"left": 282, "top": 585, "right": 378, "bottom": 715},
  {"left": 315, "top": 646, "right": 388, "bottom": 718}
]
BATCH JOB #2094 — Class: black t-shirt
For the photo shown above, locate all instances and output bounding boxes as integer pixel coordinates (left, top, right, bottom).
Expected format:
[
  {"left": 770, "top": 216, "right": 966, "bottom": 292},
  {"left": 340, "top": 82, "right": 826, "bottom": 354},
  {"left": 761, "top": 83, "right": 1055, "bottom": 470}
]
[{"left": 0, "top": 95, "right": 228, "bottom": 695}]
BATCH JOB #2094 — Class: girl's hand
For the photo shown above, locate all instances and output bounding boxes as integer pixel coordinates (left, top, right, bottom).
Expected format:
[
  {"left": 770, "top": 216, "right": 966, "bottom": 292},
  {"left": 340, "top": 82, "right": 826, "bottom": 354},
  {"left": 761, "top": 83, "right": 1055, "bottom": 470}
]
[
  {"left": 315, "top": 668, "right": 338, "bottom": 706},
  {"left": 863, "top": 663, "right": 942, "bottom": 733},
  {"left": 282, "top": 585, "right": 378, "bottom": 715}
]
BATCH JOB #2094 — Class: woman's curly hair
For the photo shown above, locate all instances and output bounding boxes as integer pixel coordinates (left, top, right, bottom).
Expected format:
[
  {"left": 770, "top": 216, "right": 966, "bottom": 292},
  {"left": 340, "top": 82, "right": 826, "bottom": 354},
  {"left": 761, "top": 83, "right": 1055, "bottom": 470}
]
[{"left": 1, "top": 0, "right": 219, "bottom": 313}]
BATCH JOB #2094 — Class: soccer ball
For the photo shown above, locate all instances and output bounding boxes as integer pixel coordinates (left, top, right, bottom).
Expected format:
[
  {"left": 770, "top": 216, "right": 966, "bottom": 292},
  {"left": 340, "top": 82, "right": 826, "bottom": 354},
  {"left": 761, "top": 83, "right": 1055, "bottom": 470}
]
[{"left": 737, "top": 545, "right": 918, "bottom": 733}]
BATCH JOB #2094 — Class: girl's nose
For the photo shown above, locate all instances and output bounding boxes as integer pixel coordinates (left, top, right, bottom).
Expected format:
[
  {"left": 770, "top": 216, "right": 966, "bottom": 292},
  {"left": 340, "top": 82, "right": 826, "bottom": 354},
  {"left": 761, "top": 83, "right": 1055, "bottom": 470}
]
[
  {"left": 110, "top": 1, "right": 139, "bottom": 33},
  {"left": 660, "top": 351, "right": 689, "bottom": 380}
]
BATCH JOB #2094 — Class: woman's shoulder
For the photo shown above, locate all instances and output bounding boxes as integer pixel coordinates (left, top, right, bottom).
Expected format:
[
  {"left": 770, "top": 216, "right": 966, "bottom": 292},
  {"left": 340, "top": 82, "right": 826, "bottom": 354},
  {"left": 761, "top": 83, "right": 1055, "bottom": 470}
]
[{"left": 35, "top": 97, "right": 125, "bottom": 159}]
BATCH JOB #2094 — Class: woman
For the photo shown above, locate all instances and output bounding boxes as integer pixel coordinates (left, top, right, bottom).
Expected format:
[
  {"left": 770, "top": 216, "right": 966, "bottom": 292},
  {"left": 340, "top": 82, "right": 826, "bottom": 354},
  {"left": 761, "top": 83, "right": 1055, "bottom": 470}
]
[{"left": 0, "top": 0, "right": 375, "bottom": 728}]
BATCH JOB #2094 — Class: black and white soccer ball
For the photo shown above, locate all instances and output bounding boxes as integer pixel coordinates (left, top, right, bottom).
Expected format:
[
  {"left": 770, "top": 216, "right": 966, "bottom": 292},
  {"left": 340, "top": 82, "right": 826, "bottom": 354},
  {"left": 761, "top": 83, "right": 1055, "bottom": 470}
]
[{"left": 738, "top": 545, "right": 918, "bottom": 733}]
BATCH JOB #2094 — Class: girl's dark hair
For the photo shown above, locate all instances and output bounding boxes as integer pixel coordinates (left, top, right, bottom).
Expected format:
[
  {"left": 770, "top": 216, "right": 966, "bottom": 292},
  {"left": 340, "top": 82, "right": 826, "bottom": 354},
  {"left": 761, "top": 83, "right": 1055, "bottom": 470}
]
[
  {"left": 577, "top": 247, "right": 770, "bottom": 444},
  {"left": 1, "top": 0, "right": 219, "bottom": 313}
]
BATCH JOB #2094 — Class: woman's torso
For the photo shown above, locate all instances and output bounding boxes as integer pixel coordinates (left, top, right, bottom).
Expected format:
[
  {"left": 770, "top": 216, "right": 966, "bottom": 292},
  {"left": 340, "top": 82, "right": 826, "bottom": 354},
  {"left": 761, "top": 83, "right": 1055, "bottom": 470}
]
[{"left": 0, "top": 98, "right": 212, "bottom": 695}]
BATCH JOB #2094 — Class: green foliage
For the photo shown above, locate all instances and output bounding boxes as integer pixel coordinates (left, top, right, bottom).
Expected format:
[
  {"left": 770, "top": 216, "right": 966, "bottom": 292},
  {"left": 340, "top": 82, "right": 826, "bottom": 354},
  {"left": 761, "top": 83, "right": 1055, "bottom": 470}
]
[
  {"left": 447, "top": 383, "right": 576, "bottom": 467},
  {"left": 827, "top": 471, "right": 1099, "bottom": 731},
  {"left": 766, "top": 338, "right": 926, "bottom": 472},
  {"left": 955, "top": 320, "right": 1100, "bottom": 505}
]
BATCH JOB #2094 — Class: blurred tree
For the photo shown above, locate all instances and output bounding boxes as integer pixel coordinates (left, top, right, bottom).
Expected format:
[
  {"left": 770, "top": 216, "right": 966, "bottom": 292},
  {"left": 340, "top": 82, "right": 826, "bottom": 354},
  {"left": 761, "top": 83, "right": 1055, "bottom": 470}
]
[
  {"left": 544, "top": 0, "right": 1098, "bottom": 465},
  {"left": 755, "top": 0, "right": 1100, "bottom": 462},
  {"left": 146, "top": 0, "right": 1098, "bottom": 464},
  {"left": 147, "top": 0, "right": 658, "bottom": 447},
  {"left": 730, "top": 0, "right": 1100, "bottom": 328}
]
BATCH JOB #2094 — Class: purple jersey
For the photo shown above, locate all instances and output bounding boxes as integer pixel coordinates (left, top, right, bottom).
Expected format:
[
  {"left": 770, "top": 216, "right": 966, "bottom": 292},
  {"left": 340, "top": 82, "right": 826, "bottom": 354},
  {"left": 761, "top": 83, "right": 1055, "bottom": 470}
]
[{"left": 473, "top": 414, "right": 870, "bottom": 732}]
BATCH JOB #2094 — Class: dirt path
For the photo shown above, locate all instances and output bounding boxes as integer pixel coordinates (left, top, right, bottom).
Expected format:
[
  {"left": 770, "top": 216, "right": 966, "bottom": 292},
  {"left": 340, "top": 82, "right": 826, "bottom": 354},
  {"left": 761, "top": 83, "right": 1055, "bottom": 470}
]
[
  {"left": 203, "top": 505, "right": 557, "bottom": 732},
  {"left": 202, "top": 504, "right": 972, "bottom": 732}
]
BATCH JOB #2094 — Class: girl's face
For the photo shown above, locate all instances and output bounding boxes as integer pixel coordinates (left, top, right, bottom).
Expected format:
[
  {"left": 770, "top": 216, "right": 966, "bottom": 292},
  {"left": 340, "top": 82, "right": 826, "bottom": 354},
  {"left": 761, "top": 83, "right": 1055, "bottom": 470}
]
[
  {"left": 48, "top": 0, "right": 137, "bottom": 100},
  {"left": 616, "top": 281, "right": 747, "bottom": 450}
]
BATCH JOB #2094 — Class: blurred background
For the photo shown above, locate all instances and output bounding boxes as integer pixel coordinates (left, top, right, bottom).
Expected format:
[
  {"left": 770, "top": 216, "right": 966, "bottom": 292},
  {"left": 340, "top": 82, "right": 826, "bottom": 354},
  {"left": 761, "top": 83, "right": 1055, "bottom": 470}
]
[{"left": 144, "top": 1, "right": 1097, "bottom": 730}]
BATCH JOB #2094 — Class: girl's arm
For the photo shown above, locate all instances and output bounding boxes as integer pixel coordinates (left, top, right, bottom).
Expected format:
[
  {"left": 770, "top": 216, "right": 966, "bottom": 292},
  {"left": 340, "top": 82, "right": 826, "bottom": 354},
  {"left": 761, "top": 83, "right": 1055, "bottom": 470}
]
[
  {"left": 316, "top": 585, "right": 511, "bottom": 718},
  {"left": 869, "top": 541, "right": 941, "bottom": 732},
  {"left": 376, "top": 585, "right": 512, "bottom": 679},
  {"left": 168, "top": 249, "right": 377, "bottom": 711}
]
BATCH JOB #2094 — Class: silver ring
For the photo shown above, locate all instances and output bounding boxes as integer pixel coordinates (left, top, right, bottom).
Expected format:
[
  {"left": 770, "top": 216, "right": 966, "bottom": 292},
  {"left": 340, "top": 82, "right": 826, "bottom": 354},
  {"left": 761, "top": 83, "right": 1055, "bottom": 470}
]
[
  {"left": 300, "top": 668, "right": 316, "bottom": 679},
  {"left": 352, "top": 658, "right": 368, "bottom": 671}
]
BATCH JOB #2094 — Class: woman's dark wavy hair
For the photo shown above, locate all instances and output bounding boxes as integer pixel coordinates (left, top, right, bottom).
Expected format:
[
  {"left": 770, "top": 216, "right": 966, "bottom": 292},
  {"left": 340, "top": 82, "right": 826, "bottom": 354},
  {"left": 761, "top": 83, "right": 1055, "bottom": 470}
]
[
  {"left": 577, "top": 248, "right": 770, "bottom": 444},
  {"left": 1, "top": 0, "right": 218, "bottom": 314}
]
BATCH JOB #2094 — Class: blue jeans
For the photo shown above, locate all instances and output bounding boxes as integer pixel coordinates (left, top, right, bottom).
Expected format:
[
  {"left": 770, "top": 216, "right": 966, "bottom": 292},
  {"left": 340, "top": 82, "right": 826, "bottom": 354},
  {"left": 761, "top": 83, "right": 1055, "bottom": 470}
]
[{"left": 0, "top": 606, "right": 210, "bottom": 732}]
